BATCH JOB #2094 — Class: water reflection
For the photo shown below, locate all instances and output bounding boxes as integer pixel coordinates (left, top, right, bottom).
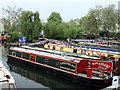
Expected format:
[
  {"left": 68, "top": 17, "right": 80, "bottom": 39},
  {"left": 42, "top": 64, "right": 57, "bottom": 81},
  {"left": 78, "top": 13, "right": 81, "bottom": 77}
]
[
  {"left": 7, "top": 60, "right": 89, "bottom": 89},
  {"left": 0, "top": 45, "right": 9, "bottom": 68}
]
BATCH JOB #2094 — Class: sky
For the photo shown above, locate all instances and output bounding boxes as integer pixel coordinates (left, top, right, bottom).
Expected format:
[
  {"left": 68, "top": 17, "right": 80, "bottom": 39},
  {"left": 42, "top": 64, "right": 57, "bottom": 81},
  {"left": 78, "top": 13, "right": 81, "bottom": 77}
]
[{"left": 0, "top": 0, "right": 119, "bottom": 22}]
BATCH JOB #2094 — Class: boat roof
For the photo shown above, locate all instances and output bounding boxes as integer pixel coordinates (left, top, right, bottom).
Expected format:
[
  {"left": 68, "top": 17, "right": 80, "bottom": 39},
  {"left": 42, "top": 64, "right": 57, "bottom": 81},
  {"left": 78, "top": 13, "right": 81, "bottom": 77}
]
[
  {"left": 108, "top": 41, "right": 120, "bottom": 44},
  {"left": 12, "top": 46, "right": 114, "bottom": 62},
  {"left": 0, "top": 61, "right": 15, "bottom": 84},
  {"left": 11, "top": 47, "right": 81, "bottom": 63},
  {"left": 21, "top": 46, "right": 101, "bottom": 60},
  {"left": 63, "top": 52, "right": 113, "bottom": 62},
  {"left": 21, "top": 46, "right": 63, "bottom": 55},
  {"left": 46, "top": 43, "right": 120, "bottom": 53}
]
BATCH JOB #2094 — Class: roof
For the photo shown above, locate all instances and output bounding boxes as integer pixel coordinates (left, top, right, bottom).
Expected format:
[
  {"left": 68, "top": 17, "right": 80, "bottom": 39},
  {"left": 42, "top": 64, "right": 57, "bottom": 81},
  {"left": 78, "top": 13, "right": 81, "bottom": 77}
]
[
  {"left": 11, "top": 46, "right": 114, "bottom": 62},
  {"left": 11, "top": 47, "right": 81, "bottom": 63}
]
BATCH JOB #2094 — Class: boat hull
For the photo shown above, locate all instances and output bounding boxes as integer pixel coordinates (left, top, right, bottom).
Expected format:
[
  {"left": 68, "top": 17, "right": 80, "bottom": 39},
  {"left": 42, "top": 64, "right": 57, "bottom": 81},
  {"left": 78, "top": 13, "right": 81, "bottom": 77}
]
[
  {"left": 0, "top": 61, "right": 16, "bottom": 89},
  {"left": 7, "top": 55, "right": 112, "bottom": 89}
]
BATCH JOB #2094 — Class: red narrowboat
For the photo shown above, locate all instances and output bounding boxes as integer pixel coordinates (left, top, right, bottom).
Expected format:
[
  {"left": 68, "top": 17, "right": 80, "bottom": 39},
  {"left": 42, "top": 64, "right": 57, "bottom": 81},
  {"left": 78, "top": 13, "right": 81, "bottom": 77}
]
[{"left": 7, "top": 47, "right": 115, "bottom": 89}]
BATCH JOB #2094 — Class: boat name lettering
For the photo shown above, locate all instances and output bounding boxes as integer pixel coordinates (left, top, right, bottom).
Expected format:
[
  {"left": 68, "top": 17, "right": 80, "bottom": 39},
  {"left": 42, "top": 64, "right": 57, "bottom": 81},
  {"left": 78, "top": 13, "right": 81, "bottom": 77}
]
[
  {"left": 60, "top": 66, "right": 75, "bottom": 72},
  {"left": 92, "top": 62, "right": 110, "bottom": 70},
  {"left": 98, "top": 66, "right": 109, "bottom": 70},
  {"left": 59, "top": 62, "right": 75, "bottom": 68}
]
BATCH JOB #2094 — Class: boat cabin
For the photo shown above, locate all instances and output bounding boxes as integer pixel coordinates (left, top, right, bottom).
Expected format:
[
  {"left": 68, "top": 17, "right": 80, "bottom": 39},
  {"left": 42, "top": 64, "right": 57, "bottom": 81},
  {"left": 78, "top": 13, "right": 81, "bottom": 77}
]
[{"left": 8, "top": 47, "right": 118, "bottom": 79}]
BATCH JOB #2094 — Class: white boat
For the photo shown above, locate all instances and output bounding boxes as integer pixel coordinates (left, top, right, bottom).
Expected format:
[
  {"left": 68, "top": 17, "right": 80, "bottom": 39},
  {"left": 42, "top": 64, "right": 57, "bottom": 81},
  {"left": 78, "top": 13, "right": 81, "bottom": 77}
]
[
  {"left": 0, "top": 61, "right": 16, "bottom": 89},
  {"left": 102, "top": 76, "right": 120, "bottom": 90}
]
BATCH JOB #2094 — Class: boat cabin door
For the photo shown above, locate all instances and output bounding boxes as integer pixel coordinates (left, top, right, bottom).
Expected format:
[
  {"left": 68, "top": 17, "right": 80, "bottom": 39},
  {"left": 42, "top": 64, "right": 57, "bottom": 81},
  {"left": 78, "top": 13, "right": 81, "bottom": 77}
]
[
  {"left": 30, "top": 54, "right": 36, "bottom": 62},
  {"left": 77, "top": 60, "right": 88, "bottom": 73},
  {"left": 118, "top": 58, "right": 120, "bottom": 72}
]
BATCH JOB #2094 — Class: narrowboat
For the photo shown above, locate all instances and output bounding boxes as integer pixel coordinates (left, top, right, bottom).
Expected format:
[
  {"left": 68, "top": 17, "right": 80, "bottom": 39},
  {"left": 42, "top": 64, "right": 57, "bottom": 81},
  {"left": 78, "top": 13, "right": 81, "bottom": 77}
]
[
  {"left": 7, "top": 60, "right": 94, "bottom": 89},
  {"left": 7, "top": 46, "right": 115, "bottom": 89},
  {"left": 79, "top": 41, "right": 120, "bottom": 50},
  {"left": 21, "top": 45, "right": 120, "bottom": 74},
  {"left": 29, "top": 40, "right": 120, "bottom": 61},
  {"left": 0, "top": 36, "right": 10, "bottom": 43},
  {"left": 0, "top": 61, "right": 16, "bottom": 89},
  {"left": 44, "top": 44, "right": 120, "bottom": 63}
]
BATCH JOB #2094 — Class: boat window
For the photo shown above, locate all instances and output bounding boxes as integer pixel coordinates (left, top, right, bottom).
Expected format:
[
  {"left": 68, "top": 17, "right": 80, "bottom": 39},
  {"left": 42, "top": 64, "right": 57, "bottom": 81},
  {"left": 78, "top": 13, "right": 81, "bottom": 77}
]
[
  {"left": 36, "top": 56, "right": 46, "bottom": 64},
  {"left": 73, "top": 49, "right": 77, "bottom": 53},
  {"left": 16, "top": 51, "right": 21, "bottom": 57},
  {"left": 45, "top": 58, "right": 49, "bottom": 64},
  {"left": 48, "top": 45, "right": 50, "bottom": 48},
  {"left": 53, "top": 46, "right": 55, "bottom": 50},
  {"left": 21, "top": 53, "right": 26, "bottom": 59},
  {"left": 12, "top": 51, "right": 16, "bottom": 56},
  {"left": 9, "top": 50, "right": 12, "bottom": 55},
  {"left": 21, "top": 53, "right": 30, "bottom": 60},
  {"left": 60, "top": 47, "right": 63, "bottom": 51},
  {"left": 30, "top": 56, "right": 35, "bottom": 61}
]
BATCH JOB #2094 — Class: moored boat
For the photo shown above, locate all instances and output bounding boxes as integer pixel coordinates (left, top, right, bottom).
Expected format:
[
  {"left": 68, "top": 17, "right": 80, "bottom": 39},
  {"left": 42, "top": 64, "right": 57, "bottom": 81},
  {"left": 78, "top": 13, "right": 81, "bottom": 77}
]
[
  {"left": 44, "top": 44, "right": 120, "bottom": 68},
  {"left": 0, "top": 61, "right": 16, "bottom": 89},
  {"left": 28, "top": 40, "right": 120, "bottom": 62},
  {"left": 79, "top": 41, "right": 120, "bottom": 50},
  {"left": 0, "top": 36, "right": 10, "bottom": 43},
  {"left": 21, "top": 45, "right": 120, "bottom": 74},
  {"left": 7, "top": 46, "right": 116, "bottom": 89},
  {"left": 44, "top": 43, "right": 120, "bottom": 56}
]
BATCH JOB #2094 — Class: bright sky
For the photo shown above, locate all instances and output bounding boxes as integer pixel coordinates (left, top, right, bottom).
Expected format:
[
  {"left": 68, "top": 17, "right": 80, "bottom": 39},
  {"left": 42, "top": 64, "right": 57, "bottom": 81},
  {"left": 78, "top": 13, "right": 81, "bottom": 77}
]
[{"left": 0, "top": 0, "right": 119, "bottom": 22}]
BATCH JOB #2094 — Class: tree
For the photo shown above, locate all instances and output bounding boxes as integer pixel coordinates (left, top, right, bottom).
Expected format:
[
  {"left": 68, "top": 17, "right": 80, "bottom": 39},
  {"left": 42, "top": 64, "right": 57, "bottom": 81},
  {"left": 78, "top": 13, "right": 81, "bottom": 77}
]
[
  {"left": 19, "top": 11, "right": 42, "bottom": 42},
  {"left": 47, "top": 12, "right": 62, "bottom": 23},
  {"left": 101, "top": 5, "right": 117, "bottom": 33},
  {"left": 1, "top": 6, "right": 23, "bottom": 33},
  {"left": 79, "top": 4, "right": 117, "bottom": 38},
  {"left": 44, "top": 12, "right": 79, "bottom": 39},
  {"left": 86, "top": 5, "right": 102, "bottom": 34},
  {"left": 44, "top": 12, "right": 63, "bottom": 39},
  {"left": 33, "top": 12, "right": 42, "bottom": 39},
  {"left": 64, "top": 24, "right": 77, "bottom": 39},
  {"left": 67, "top": 19, "right": 80, "bottom": 39},
  {"left": 79, "top": 16, "right": 89, "bottom": 34}
]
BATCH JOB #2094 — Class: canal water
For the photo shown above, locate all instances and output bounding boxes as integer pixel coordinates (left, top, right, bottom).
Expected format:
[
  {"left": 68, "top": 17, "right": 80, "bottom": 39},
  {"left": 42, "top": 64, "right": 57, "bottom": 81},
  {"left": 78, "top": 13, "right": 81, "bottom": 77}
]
[{"left": 0, "top": 45, "right": 94, "bottom": 89}]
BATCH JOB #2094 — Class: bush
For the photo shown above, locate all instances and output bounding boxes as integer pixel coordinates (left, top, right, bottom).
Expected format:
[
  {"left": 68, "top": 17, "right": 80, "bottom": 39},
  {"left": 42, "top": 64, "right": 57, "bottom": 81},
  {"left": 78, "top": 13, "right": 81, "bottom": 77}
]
[{"left": 10, "top": 31, "right": 23, "bottom": 42}]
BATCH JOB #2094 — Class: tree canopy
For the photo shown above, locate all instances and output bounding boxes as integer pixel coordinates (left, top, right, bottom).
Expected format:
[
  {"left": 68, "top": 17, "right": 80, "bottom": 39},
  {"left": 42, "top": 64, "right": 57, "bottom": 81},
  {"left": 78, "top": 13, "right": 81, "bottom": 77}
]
[
  {"left": 47, "top": 12, "right": 62, "bottom": 23},
  {"left": 1, "top": 4, "right": 119, "bottom": 42},
  {"left": 19, "top": 11, "right": 42, "bottom": 42}
]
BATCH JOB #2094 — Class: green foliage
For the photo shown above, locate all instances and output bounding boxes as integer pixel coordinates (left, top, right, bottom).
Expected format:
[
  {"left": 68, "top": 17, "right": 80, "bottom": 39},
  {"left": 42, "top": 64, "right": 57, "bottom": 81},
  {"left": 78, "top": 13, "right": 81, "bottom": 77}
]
[
  {"left": 10, "top": 31, "right": 23, "bottom": 42},
  {"left": 1, "top": 18, "right": 11, "bottom": 33},
  {"left": 33, "top": 12, "right": 42, "bottom": 39},
  {"left": 79, "top": 4, "right": 118, "bottom": 38},
  {"left": 44, "top": 14, "right": 78, "bottom": 39},
  {"left": 64, "top": 25, "right": 77, "bottom": 39},
  {"left": 44, "top": 12, "right": 64, "bottom": 39},
  {"left": 101, "top": 5, "right": 117, "bottom": 32},
  {"left": 79, "top": 16, "right": 88, "bottom": 25},
  {"left": 83, "top": 6, "right": 103, "bottom": 34},
  {"left": 47, "top": 12, "right": 62, "bottom": 23},
  {"left": 1, "top": 4, "right": 119, "bottom": 42},
  {"left": 44, "top": 22, "right": 65, "bottom": 39},
  {"left": 79, "top": 16, "right": 89, "bottom": 34},
  {"left": 19, "top": 11, "right": 42, "bottom": 42},
  {"left": 2, "top": 6, "right": 23, "bottom": 33}
]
